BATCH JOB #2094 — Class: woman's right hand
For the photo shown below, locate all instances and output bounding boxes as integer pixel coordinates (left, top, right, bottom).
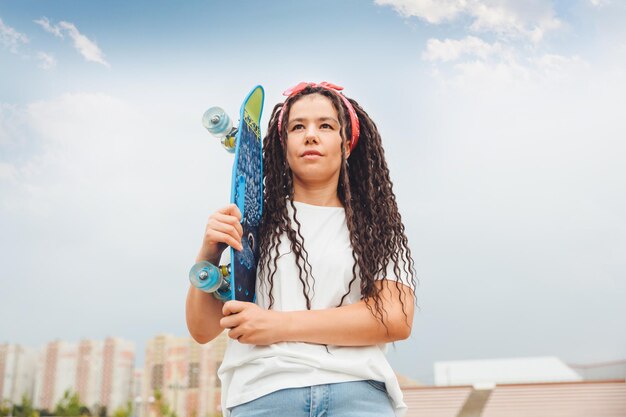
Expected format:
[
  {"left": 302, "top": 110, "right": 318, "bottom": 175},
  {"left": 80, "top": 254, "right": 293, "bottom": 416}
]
[{"left": 196, "top": 203, "right": 244, "bottom": 265}]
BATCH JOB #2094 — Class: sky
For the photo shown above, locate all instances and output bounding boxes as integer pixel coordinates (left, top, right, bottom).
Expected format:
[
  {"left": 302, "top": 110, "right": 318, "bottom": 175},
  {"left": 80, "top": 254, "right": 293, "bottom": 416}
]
[{"left": 1, "top": 0, "right": 625, "bottom": 384}]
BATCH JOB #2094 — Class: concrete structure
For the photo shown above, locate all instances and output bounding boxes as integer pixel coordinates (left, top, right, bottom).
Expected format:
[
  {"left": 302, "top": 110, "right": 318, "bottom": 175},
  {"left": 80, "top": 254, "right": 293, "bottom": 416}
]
[
  {"left": 569, "top": 359, "right": 626, "bottom": 381},
  {"left": 141, "top": 332, "right": 226, "bottom": 417},
  {"left": 413, "top": 356, "right": 626, "bottom": 416},
  {"left": 33, "top": 340, "right": 78, "bottom": 411},
  {"left": 32, "top": 338, "right": 134, "bottom": 413},
  {"left": 0, "top": 344, "right": 38, "bottom": 405},
  {"left": 434, "top": 356, "right": 582, "bottom": 386},
  {"left": 131, "top": 368, "right": 143, "bottom": 416},
  {"left": 75, "top": 340, "right": 103, "bottom": 410},
  {"left": 100, "top": 338, "right": 134, "bottom": 413},
  {"left": 402, "top": 379, "right": 626, "bottom": 417}
]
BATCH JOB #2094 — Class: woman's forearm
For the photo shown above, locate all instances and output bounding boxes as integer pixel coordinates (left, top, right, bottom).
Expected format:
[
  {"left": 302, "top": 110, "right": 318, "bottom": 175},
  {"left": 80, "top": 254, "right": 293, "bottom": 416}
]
[
  {"left": 282, "top": 281, "right": 414, "bottom": 346},
  {"left": 186, "top": 285, "right": 225, "bottom": 344}
]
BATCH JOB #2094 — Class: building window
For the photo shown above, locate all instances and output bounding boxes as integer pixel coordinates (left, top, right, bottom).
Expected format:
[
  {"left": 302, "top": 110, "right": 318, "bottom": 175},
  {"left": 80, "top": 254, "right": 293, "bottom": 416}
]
[
  {"left": 188, "top": 363, "right": 199, "bottom": 388},
  {"left": 151, "top": 364, "right": 163, "bottom": 390}
]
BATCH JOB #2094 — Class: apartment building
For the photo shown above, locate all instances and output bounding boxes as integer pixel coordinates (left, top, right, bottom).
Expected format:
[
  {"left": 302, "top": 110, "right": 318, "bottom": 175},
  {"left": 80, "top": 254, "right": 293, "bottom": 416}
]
[
  {"left": 0, "top": 343, "right": 38, "bottom": 404},
  {"left": 32, "top": 338, "right": 134, "bottom": 413},
  {"left": 141, "top": 332, "right": 227, "bottom": 417}
]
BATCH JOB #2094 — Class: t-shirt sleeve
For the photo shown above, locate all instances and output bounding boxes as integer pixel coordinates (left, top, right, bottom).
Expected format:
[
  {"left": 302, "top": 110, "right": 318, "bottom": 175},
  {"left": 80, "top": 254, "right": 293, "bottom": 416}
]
[
  {"left": 220, "top": 247, "right": 232, "bottom": 265},
  {"left": 378, "top": 255, "right": 415, "bottom": 290}
]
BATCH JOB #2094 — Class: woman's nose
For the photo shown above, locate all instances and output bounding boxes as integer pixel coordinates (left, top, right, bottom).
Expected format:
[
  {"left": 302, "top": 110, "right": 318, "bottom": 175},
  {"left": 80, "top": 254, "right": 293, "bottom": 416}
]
[{"left": 305, "top": 125, "right": 318, "bottom": 142}]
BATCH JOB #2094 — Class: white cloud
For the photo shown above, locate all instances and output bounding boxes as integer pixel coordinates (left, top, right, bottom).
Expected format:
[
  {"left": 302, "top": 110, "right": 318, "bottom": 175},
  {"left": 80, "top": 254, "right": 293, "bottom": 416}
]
[
  {"left": 34, "top": 17, "right": 109, "bottom": 67},
  {"left": 375, "top": 0, "right": 561, "bottom": 42},
  {"left": 0, "top": 91, "right": 232, "bottom": 345},
  {"left": 0, "top": 162, "right": 17, "bottom": 181},
  {"left": 421, "top": 33, "right": 588, "bottom": 89},
  {"left": 431, "top": 51, "right": 588, "bottom": 91},
  {"left": 0, "top": 17, "right": 29, "bottom": 53},
  {"left": 0, "top": 91, "right": 230, "bottom": 225},
  {"left": 422, "top": 36, "right": 505, "bottom": 62},
  {"left": 0, "top": 103, "right": 27, "bottom": 146},
  {"left": 377, "top": 0, "right": 575, "bottom": 86},
  {"left": 530, "top": 53, "right": 588, "bottom": 77},
  {"left": 375, "top": 0, "right": 465, "bottom": 23},
  {"left": 589, "top": 0, "right": 610, "bottom": 6},
  {"left": 36, "top": 51, "right": 56, "bottom": 69},
  {"left": 33, "top": 17, "right": 63, "bottom": 38},
  {"left": 58, "top": 21, "right": 109, "bottom": 67},
  {"left": 469, "top": 1, "right": 561, "bottom": 42}
]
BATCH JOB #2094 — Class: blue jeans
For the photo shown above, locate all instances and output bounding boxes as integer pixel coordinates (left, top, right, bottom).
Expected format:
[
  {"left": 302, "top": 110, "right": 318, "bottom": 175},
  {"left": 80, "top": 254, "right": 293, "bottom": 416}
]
[{"left": 229, "top": 380, "right": 395, "bottom": 417}]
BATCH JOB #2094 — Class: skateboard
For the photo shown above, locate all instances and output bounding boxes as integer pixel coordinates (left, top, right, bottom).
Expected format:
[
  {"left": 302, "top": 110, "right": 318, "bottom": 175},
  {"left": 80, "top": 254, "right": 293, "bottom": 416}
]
[{"left": 189, "top": 85, "right": 264, "bottom": 302}]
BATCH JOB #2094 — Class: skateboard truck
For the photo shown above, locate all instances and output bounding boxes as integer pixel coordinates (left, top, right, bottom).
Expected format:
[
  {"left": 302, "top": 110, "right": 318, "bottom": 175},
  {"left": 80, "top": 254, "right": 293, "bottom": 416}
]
[
  {"left": 202, "top": 107, "right": 237, "bottom": 153},
  {"left": 189, "top": 261, "right": 232, "bottom": 302}
]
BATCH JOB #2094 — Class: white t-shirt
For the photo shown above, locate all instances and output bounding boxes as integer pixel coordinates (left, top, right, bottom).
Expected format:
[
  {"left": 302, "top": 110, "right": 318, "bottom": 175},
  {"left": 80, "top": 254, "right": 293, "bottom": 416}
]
[{"left": 218, "top": 200, "right": 413, "bottom": 417}]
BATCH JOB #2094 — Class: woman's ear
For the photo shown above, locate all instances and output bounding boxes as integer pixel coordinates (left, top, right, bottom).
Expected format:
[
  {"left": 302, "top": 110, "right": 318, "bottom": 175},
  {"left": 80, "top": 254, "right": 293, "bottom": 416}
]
[{"left": 345, "top": 140, "right": 351, "bottom": 159}]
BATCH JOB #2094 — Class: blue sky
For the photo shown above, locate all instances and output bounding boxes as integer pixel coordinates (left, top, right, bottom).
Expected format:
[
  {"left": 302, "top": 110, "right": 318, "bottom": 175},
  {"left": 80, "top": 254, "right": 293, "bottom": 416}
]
[{"left": 1, "top": 0, "right": 625, "bottom": 384}]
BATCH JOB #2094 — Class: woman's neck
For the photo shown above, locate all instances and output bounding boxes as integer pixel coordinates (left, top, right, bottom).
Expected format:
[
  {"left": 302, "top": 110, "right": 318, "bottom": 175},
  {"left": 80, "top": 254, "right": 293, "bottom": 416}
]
[{"left": 292, "top": 178, "right": 342, "bottom": 207}]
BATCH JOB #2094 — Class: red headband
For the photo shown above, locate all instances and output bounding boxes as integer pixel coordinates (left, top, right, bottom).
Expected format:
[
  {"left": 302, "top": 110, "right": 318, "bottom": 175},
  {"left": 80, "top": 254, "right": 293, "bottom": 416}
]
[{"left": 277, "top": 81, "right": 360, "bottom": 152}]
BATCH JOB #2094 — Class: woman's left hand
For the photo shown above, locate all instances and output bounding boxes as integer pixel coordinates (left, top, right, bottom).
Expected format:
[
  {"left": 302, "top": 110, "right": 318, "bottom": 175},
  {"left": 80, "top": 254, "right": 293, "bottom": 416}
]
[{"left": 220, "top": 301, "right": 284, "bottom": 345}]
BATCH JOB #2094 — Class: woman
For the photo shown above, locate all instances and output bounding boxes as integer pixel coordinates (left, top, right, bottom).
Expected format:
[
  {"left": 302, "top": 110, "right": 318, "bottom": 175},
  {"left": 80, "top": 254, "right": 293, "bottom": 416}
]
[{"left": 186, "top": 82, "right": 417, "bottom": 417}]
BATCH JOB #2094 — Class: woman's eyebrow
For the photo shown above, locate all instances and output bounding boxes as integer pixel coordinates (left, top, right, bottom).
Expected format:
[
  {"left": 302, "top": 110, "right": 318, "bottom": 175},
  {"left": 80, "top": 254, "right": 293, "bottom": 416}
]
[{"left": 288, "top": 117, "right": 340, "bottom": 124}]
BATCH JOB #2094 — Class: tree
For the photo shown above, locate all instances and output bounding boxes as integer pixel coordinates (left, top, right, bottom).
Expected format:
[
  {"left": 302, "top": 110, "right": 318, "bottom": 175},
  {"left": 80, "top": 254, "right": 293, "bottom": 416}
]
[
  {"left": 53, "top": 390, "right": 85, "bottom": 417},
  {"left": 151, "top": 391, "right": 176, "bottom": 417},
  {"left": 110, "top": 402, "right": 131, "bottom": 417},
  {"left": 0, "top": 400, "right": 12, "bottom": 417},
  {"left": 14, "top": 395, "right": 38, "bottom": 417}
]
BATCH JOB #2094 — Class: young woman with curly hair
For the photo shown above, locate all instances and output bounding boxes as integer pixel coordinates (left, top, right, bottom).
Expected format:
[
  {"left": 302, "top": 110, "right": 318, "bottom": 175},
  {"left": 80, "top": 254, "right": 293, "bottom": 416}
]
[{"left": 186, "top": 82, "right": 417, "bottom": 417}]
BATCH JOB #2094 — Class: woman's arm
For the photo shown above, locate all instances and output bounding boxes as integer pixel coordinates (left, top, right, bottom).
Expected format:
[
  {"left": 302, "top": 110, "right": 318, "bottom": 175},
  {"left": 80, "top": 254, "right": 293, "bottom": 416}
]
[
  {"left": 285, "top": 279, "right": 414, "bottom": 345},
  {"left": 186, "top": 285, "right": 226, "bottom": 344},
  {"left": 221, "top": 279, "right": 414, "bottom": 346},
  {"left": 186, "top": 204, "right": 243, "bottom": 344}
]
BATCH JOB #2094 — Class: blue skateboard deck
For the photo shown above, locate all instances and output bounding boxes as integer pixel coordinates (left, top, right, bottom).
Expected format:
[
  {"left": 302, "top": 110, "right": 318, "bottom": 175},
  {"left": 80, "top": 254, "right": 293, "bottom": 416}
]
[
  {"left": 229, "top": 86, "right": 264, "bottom": 302},
  {"left": 190, "top": 86, "right": 264, "bottom": 302}
]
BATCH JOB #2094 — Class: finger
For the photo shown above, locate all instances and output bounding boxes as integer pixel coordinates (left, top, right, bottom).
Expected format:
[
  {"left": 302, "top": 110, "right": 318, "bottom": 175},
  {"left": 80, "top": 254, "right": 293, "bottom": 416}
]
[
  {"left": 205, "top": 230, "right": 242, "bottom": 251},
  {"left": 222, "top": 300, "right": 246, "bottom": 316},
  {"left": 208, "top": 218, "right": 243, "bottom": 244},
  {"left": 220, "top": 315, "right": 239, "bottom": 329},
  {"left": 228, "top": 327, "right": 243, "bottom": 341},
  {"left": 210, "top": 213, "right": 243, "bottom": 238},
  {"left": 219, "top": 204, "right": 242, "bottom": 221}
]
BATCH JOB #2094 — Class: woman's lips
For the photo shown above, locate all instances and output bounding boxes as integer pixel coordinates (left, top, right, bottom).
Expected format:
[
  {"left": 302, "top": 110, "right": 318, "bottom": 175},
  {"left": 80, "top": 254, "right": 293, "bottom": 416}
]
[{"left": 301, "top": 150, "right": 322, "bottom": 158}]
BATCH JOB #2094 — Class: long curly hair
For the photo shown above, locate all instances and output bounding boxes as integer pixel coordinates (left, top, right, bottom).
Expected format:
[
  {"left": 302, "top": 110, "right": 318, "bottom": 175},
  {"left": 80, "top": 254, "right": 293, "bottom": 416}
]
[{"left": 258, "top": 85, "right": 417, "bottom": 334}]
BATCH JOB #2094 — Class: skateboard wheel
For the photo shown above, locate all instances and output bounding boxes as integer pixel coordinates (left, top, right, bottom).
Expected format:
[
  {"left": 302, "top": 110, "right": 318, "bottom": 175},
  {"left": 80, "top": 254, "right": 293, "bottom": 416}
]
[
  {"left": 202, "top": 107, "right": 232, "bottom": 138},
  {"left": 189, "top": 261, "right": 222, "bottom": 293}
]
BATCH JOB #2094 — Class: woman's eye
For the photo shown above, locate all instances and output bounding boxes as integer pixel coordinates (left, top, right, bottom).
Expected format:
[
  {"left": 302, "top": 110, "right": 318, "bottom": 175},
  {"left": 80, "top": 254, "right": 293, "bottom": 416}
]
[
  {"left": 320, "top": 123, "right": 333, "bottom": 129},
  {"left": 291, "top": 124, "right": 304, "bottom": 131}
]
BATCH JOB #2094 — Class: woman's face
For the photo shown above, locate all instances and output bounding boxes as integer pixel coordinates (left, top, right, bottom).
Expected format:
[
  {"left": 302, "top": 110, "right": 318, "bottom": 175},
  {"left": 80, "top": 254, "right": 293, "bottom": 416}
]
[{"left": 285, "top": 93, "right": 349, "bottom": 188}]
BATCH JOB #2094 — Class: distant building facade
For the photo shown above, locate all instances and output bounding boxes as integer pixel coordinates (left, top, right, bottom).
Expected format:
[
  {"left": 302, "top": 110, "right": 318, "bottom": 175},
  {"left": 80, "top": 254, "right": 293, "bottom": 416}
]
[
  {"left": 408, "top": 356, "right": 626, "bottom": 417},
  {"left": 100, "top": 338, "right": 134, "bottom": 413},
  {"left": 434, "top": 356, "right": 582, "bottom": 386},
  {"left": 0, "top": 343, "right": 38, "bottom": 404},
  {"left": 32, "top": 338, "right": 134, "bottom": 413},
  {"left": 569, "top": 359, "right": 626, "bottom": 381},
  {"left": 33, "top": 340, "right": 77, "bottom": 411},
  {"left": 141, "top": 332, "right": 226, "bottom": 417}
]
